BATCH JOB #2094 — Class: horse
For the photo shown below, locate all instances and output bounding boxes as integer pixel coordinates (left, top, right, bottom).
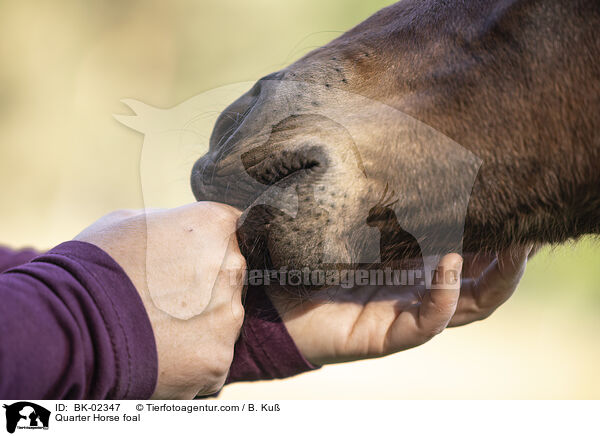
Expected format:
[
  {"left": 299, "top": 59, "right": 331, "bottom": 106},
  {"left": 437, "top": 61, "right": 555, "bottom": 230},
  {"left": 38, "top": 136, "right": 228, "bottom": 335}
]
[{"left": 191, "top": 0, "right": 599, "bottom": 284}]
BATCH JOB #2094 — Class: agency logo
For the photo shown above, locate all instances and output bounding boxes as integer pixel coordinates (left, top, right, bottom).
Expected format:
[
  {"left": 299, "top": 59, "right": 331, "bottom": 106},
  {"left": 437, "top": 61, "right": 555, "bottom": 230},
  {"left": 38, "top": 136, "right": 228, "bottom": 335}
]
[{"left": 2, "top": 402, "right": 50, "bottom": 434}]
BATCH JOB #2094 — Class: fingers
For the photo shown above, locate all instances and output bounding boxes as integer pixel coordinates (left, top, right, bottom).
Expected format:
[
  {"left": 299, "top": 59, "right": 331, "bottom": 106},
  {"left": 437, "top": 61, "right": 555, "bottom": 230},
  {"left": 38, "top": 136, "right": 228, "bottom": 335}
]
[
  {"left": 529, "top": 243, "right": 543, "bottom": 258},
  {"left": 384, "top": 253, "right": 462, "bottom": 353},
  {"left": 475, "top": 245, "right": 532, "bottom": 306},
  {"left": 144, "top": 202, "right": 244, "bottom": 321},
  {"left": 461, "top": 252, "right": 497, "bottom": 278},
  {"left": 416, "top": 253, "right": 462, "bottom": 335},
  {"left": 450, "top": 245, "right": 533, "bottom": 327},
  {"left": 204, "top": 232, "right": 246, "bottom": 323}
]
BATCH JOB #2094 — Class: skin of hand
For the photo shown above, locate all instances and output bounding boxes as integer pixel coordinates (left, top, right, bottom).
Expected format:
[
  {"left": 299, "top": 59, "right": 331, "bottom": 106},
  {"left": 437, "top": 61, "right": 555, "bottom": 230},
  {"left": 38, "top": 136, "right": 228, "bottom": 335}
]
[
  {"left": 74, "top": 202, "right": 246, "bottom": 399},
  {"left": 269, "top": 253, "right": 463, "bottom": 366},
  {"left": 448, "top": 245, "right": 534, "bottom": 327},
  {"left": 270, "top": 246, "right": 534, "bottom": 366}
]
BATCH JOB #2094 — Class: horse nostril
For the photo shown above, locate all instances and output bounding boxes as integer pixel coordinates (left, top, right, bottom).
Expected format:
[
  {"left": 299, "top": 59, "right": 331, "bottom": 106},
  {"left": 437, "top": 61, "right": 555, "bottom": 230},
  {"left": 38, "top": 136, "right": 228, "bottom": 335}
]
[{"left": 209, "top": 71, "right": 285, "bottom": 153}]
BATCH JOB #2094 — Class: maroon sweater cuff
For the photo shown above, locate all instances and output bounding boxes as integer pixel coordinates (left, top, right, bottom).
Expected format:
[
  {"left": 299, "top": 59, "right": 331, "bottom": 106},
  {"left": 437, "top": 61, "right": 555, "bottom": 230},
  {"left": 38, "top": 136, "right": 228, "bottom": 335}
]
[
  {"left": 225, "top": 286, "right": 319, "bottom": 384},
  {"left": 0, "top": 241, "right": 157, "bottom": 399},
  {"left": 44, "top": 241, "right": 158, "bottom": 398}
]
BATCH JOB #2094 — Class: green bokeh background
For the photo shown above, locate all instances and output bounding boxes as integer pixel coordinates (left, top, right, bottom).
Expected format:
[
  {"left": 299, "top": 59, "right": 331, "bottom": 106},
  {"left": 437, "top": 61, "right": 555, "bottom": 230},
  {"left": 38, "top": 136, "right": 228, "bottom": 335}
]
[{"left": 1, "top": 0, "right": 598, "bottom": 398}]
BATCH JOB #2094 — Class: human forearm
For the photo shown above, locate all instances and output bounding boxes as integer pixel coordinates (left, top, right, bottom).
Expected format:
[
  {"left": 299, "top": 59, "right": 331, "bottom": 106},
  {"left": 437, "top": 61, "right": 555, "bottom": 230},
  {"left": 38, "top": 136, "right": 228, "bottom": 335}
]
[{"left": 0, "top": 241, "right": 157, "bottom": 399}]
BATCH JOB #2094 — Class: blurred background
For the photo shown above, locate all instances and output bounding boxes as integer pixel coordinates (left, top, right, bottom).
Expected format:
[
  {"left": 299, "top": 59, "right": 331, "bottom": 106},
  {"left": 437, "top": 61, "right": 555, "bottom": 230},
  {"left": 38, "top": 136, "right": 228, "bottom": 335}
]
[{"left": 1, "top": 0, "right": 599, "bottom": 399}]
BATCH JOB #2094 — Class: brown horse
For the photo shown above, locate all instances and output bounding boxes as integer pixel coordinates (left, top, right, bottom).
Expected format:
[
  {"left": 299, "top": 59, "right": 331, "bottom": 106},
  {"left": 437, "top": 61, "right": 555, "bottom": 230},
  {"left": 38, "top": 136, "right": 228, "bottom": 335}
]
[{"left": 191, "top": 0, "right": 600, "bottom": 279}]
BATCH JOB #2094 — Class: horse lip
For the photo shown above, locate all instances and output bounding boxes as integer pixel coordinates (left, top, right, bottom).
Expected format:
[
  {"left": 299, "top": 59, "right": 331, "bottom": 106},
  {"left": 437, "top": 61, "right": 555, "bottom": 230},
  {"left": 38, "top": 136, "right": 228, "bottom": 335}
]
[
  {"left": 241, "top": 145, "right": 327, "bottom": 185},
  {"left": 191, "top": 149, "right": 321, "bottom": 211}
]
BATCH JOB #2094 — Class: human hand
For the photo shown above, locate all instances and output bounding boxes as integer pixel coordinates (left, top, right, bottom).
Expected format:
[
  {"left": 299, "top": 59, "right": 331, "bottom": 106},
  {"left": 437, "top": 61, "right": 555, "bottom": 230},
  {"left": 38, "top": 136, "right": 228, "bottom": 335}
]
[
  {"left": 269, "top": 253, "right": 463, "bottom": 366},
  {"left": 75, "top": 202, "right": 246, "bottom": 399},
  {"left": 448, "top": 245, "right": 534, "bottom": 327},
  {"left": 270, "top": 246, "right": 534, "bottom": 366}
]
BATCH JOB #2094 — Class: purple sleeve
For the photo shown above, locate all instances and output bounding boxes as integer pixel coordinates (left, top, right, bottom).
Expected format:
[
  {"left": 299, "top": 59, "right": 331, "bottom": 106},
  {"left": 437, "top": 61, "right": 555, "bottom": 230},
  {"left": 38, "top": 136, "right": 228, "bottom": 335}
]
[
  {"left": 0, "top": 246, "right": 39, "bottom": 273},
  {"left": 0, "top": 241, "right": 158, "bottom": 399},
  {"left": 0, "top": 243, "right": 316, "bottom": 391},
  {"left": 225, "top": 286, "right": 319, "bottom": 384}
]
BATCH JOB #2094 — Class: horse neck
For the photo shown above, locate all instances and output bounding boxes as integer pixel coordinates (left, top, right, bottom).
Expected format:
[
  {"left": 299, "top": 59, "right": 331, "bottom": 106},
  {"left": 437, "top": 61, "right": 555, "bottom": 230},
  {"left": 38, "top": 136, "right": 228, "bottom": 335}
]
[{"left": 391, "top": 0, "right": 600, "bottom": 249}]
